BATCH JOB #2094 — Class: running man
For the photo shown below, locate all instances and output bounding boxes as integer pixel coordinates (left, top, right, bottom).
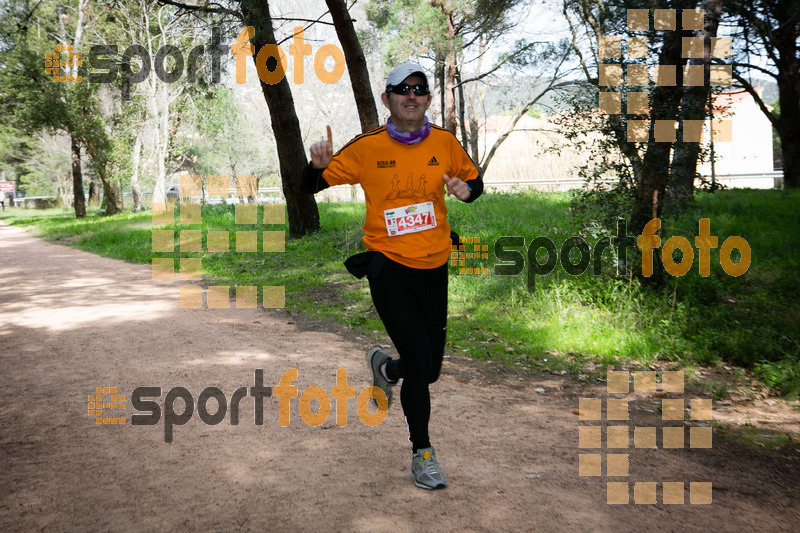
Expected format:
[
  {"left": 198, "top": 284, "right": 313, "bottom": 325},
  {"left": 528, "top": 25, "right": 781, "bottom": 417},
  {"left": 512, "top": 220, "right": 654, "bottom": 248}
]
[{"left": 301, "top": 63, "right": 483, "bottom": 490}]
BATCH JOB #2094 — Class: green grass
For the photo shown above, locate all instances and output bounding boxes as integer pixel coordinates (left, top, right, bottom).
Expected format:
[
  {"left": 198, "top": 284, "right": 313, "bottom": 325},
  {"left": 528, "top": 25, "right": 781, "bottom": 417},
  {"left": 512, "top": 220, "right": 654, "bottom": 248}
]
[
  {"left": 716, "top": 422, "right": 799, "bottom": 452},
  {"left": 661, "top": 189, "right": 800, "bottom": 393},
  {"left": 2, "top": 188, "right": 799, "bottom": 396}
]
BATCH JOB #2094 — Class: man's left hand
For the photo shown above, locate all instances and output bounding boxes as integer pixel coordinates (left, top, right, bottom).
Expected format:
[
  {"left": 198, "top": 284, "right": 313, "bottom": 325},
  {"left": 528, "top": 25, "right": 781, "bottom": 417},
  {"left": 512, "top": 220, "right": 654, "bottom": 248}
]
[{"left": 443, "top": 174, "right": 471, "bottom": 201}]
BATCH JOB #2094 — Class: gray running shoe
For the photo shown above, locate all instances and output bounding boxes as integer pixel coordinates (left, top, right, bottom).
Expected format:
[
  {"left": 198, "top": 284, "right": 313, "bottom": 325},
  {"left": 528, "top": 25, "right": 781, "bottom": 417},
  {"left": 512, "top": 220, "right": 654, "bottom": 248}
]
[
  {"left": 411, "top": 447, "right": 447, "bottom": 490},
  {"left": 366, "top": 347, "right": 395, "bottom": 409}
]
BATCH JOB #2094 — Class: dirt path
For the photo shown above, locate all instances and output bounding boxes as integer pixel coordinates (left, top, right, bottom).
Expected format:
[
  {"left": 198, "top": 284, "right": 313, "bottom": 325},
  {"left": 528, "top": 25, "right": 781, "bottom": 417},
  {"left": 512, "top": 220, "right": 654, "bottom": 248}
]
[{"left": 1, "top": 220, "right": 798, "bottom": 532}]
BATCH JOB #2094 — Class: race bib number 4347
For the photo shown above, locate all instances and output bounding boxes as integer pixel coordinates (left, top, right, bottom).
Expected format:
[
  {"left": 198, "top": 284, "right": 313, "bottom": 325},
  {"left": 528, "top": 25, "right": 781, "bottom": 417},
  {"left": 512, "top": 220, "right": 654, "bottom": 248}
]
[{"left": 384, "top": 202, "right": 437, "bottom": 237}]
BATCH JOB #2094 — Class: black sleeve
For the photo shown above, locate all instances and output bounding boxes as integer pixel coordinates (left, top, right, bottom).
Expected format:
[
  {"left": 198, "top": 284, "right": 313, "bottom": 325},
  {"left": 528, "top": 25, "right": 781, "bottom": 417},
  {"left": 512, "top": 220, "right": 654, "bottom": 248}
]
[
  {"left": 300, "top": 163, "right": 332, "bottom": 194},
  {"left": 464, "top": 173, "right": 483, "bottom": 203}
]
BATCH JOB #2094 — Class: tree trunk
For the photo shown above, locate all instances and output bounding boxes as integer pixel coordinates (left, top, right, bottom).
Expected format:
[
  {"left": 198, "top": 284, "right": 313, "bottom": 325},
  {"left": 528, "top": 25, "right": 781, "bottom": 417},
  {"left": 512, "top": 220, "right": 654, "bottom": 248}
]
[
  {"left": 325, "top": 0, "right": 379, "bottom": 132},
  {"left": 152, "top": 83, "right": 170, "bottom": 205},
  {"left": 131, "top": 130, "right": 143, "bottom": 212},
  {"left": 84, "top": 138, "right": 123, "bottom": 215},
  {"left": 630, "top": 22, "right": 685, "bottom": 286},
  {"left": 778, "top": 111, "right": 800, "bottom": 189},
  {"left": 467, "top": 37, "right": 486, "bottom": 164},
  {"left": 250, "top": 174, "right": 259, "bottom": 203},
  {"left": 431, "top": 1, "right": 457, "bottom": 133},
  {"left": 468, "top": 113, "right": 479, "bottom": 165},
  {"left": 87, "top": 181, "right": 100, "bottom": 203},
  {"left": 99, "top": 173, "right": 123, "bottom": 215},
  {"left": 777, "top": 29, "right": 800, "bottom": 189},
  {"left": 444, "top": 12, "right": 458, "bottom": 134},
  {"left": 71, "top": 136, "right": 86, "bottom": 218},
  {"left": 456, "top": 67, "right": 468, "bottom": 150},
  {"left": 725, "top": 0, "right": 800, "bottom": 188},
  {"left": 435, "top": 59, "right": 445, "bottom": 126},
  {"left": 774, "top": 2, "right": 800, "bottom": 188},
  {"left": 670, "top": 0, "right": 723, "bottom": 202},
  {"left": 240, "top": 0, "right": 320, "bottom": 237}
]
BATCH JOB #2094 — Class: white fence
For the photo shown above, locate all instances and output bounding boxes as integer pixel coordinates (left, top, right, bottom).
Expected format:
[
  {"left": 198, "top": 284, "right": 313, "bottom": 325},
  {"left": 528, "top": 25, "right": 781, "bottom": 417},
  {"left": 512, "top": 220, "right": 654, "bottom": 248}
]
[
  {"left": 710, "top": 171, "right": 783, "bottom": 189},
  {"left": 482, "top": 172, "right": 783, "bottom": 193}
]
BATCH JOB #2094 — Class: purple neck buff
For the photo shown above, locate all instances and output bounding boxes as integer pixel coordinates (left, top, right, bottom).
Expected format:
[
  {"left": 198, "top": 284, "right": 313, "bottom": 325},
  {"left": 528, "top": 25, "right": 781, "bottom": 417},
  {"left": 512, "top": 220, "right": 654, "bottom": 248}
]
[{"left": 386, "top": 116, "right": 431, "bottom": 145}]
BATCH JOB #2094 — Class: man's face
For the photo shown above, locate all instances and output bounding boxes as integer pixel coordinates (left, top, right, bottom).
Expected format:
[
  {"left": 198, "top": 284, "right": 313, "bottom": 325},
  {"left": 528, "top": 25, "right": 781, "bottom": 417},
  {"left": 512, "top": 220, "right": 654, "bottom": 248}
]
[{"left": 381, "top": 75, "right": 432, "bottom": 127}]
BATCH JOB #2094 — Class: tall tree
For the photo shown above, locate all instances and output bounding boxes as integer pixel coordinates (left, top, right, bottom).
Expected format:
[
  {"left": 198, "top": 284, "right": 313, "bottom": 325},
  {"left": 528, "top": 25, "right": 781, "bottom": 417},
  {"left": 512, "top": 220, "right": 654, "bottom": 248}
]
[
  {"left": 725, "top": 0, "right": 800, "bottom": 189},
  {"left": 19, "top": 131, "right": 73, "bottom": 204},
  {"left": 239, "top": 0, "right": 320, "bottom": 236},
  {"left": 71, "top": 136, "right": 86, "bottom": 216},
  {"left": 563, "top": 0, "right": 701, "bottom": 285},
  {"left": 0, "top": 0, "right": 122, "bottom": 216},
  {"left": 0, "top": 125, "right": 32, "bottom": 201},
  {"left": 631, "top": 17, "right": 685, "bottom": 268},
  {"left": 670, "top": 0, "right": 723, "bottom": 203},
  {"left": 156, "top": 0, "right": 334, "bottom": 235},
  {"left": 59, "top": 0, "right": 88, "bottom": 217},
  {"left": 325, "top": 0, "right": 380, "bottom": 132},
  {"left": 101, "top": 0, "right": 199, "bottom": 205}
]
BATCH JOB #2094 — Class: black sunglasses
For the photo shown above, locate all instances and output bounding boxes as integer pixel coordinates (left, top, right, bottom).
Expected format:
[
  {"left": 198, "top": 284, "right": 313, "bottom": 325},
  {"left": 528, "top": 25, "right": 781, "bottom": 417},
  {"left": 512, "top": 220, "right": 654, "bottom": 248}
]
[{"left": 387, "top": 83, "right": 430, "bottom": 96}]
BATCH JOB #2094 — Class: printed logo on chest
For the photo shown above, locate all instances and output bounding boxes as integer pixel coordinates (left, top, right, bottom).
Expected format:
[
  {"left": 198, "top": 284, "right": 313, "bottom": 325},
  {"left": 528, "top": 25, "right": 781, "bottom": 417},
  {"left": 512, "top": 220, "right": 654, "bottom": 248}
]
[{"left": 384, "top": 173, "right": 440, "bottom": 204}]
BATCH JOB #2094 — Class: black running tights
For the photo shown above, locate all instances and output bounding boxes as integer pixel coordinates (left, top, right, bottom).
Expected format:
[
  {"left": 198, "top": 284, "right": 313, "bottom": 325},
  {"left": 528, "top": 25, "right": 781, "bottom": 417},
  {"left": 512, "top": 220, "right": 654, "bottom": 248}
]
[{"left": 367, "top": 254, "right": 448, "bottom": 452}]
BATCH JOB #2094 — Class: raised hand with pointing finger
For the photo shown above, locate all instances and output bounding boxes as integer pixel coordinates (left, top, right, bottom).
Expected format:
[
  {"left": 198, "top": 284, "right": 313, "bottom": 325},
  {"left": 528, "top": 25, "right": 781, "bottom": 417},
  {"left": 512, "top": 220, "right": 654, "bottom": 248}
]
[{"left": 310, "top": 125, "right": 333, "bottom": 169}]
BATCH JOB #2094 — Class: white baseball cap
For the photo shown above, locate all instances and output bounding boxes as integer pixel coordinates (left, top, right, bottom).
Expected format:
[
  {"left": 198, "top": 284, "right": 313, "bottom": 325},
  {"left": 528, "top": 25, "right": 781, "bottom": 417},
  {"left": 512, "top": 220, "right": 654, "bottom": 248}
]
[{"left": 385, "top": 62, "right": 429, "bottom": 90}]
